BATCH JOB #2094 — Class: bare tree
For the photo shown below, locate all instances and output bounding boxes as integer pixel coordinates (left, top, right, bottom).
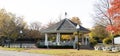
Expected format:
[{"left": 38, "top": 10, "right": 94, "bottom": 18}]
[
  {"left": 93, "top": 0, "right": 113, "bottom": 27},
  {"left": 47, "top": 21, "right": 56, "bottom": 27},
  {"left": 30, "top": 22, "right": 41, "bottom": 31},
  {"left": 28, "top": 22, "right": 42, "bottom": 38}
]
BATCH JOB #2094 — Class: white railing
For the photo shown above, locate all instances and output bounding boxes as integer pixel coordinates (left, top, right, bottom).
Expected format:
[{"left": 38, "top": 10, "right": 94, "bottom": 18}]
[
  {"left": 39, "top": 41, "right": 74, "bottom": 46},
  {"left": 4, "top": 43, "right": 36, "bottom": 48}
]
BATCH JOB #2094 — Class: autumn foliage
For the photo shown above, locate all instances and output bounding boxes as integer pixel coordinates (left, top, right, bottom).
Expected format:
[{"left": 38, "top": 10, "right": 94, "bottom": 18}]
[
  {"left": 108, "top": 0, "right": 120, "bottom": 17},
  {"left": 106, "top": 0, "right": 120, "bottom": 34},
  {"left": 106, "top": 25, "right": 118, "bottom": 33}
]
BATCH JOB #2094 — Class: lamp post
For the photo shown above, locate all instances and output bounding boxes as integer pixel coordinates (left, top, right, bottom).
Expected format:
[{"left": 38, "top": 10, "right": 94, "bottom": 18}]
[
  {"left": 76, "top": 24, "right": 80, "bottom": 50},
  {"left": 111, "top": 31, "right": 114, "bottom": 46},
  {"left": 20, "top": 30, "right": 23, "bottom": 48}
]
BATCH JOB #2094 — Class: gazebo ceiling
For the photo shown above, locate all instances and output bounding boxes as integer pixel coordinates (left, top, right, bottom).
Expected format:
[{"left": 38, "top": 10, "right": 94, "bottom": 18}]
[{"left": 41, "top": 18, "right": 90, "bottom": 33}]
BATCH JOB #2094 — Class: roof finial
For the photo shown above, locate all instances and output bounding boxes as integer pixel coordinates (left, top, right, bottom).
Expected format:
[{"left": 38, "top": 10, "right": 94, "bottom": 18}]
[{"left": 65, "top": 12, "right": 67, "bottom": 18}]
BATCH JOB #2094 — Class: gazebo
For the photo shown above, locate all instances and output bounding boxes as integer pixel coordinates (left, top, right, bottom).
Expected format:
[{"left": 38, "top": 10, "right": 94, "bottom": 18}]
[{"left": 41, "top": 18, "right": 90, "bottom": 48}]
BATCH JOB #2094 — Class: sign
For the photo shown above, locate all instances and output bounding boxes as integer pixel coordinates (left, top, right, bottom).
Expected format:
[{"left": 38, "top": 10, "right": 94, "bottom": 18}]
[{"left": 114, "top": 37, "right": 120, "bottom": 44}]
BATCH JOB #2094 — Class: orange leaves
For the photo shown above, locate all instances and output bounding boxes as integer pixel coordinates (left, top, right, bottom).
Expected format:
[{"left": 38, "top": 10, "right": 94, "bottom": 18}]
[
  {"left": 106, "top": 0, "right": 120, "bottom": 34},
  {"left": 106, "top": 25, "right": 116, "bottom": 32},
  {"left": 111, "top": 0, "right": 120, "bottom": 5},
  {"left": 106, "top": 25, "right": 116, "bottom": 34},
  {"left": 108, "top": 0, "right": 120, "bottom": 17},
  {"left": 106, "top": 24, "right": 120, "bottom": 34}
]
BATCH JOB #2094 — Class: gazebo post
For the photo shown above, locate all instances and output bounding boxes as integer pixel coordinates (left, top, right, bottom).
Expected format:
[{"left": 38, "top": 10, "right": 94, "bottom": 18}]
[
  {"left": 81, "top": 36, "right": 84, "bottom": 45},
  {"left": 74, "top": 35, "right": 78, "bottom": 49},
  {"left": 45, "top": 33, "right": 48, "bottom": 47},
  {"left": 85, "top": 36, "right": 88, "bottom": 45},
  {"left": 56, "top": 33, "right": 60, "bottom": 45}
]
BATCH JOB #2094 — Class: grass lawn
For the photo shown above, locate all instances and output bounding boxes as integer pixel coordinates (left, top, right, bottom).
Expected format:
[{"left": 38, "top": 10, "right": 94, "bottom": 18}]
[
  {"left": 0, "top": 46, "right": 25, "bottom": 52},
  {"left": 26, "top": 49, "right": 120, "bottom": 56},
  {"left": 0, "top": 47, "right": 120, "bottom": 56}
]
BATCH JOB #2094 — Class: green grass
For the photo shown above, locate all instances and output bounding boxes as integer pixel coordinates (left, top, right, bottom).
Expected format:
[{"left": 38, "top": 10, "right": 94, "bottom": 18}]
[
  {"left": 0, "top": 47, "right": 120, "bottom": 56},
  {"left": 27, "top": 49, "right": 71, "bottom": 55},
  {"left": 0, "top": 47, "right": 25, "bottom": 52},
  {"left": 27, "top": 49, "right": 120, "bottom": 56}
]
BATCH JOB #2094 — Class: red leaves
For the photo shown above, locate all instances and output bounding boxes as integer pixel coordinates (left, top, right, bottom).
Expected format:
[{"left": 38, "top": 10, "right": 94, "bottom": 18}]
[
  {"left": 106, "top": 0, "right": 120, "bottom": 34},
  {"left": 108, "top": 0, "right": 120, "bottom": 17},
  {"left": 106, "top": 25, "right": 117, "bottom": 33},
  {"left": 111, "top": 0, "right": 120, "bottom": 5}
]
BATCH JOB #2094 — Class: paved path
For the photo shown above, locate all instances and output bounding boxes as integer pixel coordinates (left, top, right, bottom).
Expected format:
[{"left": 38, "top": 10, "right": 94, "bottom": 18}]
[{"left": 0, "top": 50, "right": 51, "bottom": 56}]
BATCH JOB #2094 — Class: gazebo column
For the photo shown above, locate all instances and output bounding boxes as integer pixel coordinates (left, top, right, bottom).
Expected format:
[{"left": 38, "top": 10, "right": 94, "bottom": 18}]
[
  {"left": 56, "top": 33, "right": 60, "bottom": 45},
  {"left": 82, "top": 36, "right": 84, "bottom": 45},
  {"left": 85, "top": 36, "right": 88, "bottom": 45},
  {"left": 45, "top": 33, "right": 48, "bottom": 46},
  {"left": 73, "top": 35, "right": 78, "bottom": 49},
  {"left": 75, "top": 35, "right": 78, "bottom": 42},
  {"left": 85, "top": 35, "right": 89, "bottom": 45}
]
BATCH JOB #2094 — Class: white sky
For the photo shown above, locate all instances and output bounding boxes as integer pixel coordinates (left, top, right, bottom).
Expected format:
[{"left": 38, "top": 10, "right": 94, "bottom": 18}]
[{"left": 0, "top": 0, "right": 95, "bottom": 28}]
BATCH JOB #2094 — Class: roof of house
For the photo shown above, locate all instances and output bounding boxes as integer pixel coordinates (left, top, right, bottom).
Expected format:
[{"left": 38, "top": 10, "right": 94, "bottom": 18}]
[{"left": 41, "top": 18, "right": 90, "bottom": 33}]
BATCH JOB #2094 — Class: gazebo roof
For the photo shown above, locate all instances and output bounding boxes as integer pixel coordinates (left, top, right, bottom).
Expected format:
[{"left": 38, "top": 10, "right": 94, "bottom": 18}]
[{"left": 41, "top": 18, "right": 90, "bottom": 33}]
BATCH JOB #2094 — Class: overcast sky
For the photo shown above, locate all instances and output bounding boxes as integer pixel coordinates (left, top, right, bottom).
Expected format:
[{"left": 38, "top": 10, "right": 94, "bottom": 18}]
[{"left": 0, "top": 0, "right": 95, "bottom": 28}]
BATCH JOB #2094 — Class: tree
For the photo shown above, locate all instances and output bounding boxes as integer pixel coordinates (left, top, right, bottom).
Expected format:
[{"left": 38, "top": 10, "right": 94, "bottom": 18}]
[
  {"left": 0, "top": 9, "right": 27, "bottom": 40},
  {"left": 14, "top": 17, "right": 27, "bottom": 39},
  {"left": 108, "top": 0, "right": 120, "bottom": 18},
  {"left": 107, "top": 0, "right": 120, "bottom": 34},
  {"left": 0, "top": 9, "right": 16, "bottom": 39},
  {"left": 28, "top": 22, "right": 42, "bottom": 38},
  {"left": 105, "top": 0, "right": 120, "bottom": 45},
  {"left": 93, "top": 0, "right": 120, "bottom": 45},
  {"left": 47, "top": 21, "right": 56, "bottom": 27},
  {"left": 103, "top": 37, "right": 112, "bottom": 45},
  {"left": 70, "top": 17, "right": 81, "bottom": 25},
  {"left": 29, "top": 21, "right": 41, "bottom": 31},
  {"left": 93, "top": 0, "right": 113, "bottom": 27},
  {"left": 0, "top": 9, "right": 27, "bottom": 47},
  {"left": 89, "top": 24, "right": 109, "bottom": 43}
]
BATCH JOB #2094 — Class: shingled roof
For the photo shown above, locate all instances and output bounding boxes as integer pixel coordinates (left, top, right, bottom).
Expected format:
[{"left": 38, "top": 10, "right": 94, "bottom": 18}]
[{"left": 41, "top": 18, "right": 90, "bottom": 33}]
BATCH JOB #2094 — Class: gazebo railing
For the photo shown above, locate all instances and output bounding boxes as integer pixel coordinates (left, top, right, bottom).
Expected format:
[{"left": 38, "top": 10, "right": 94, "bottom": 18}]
[{"left": 39, "top": 41, "right": 74, "bottom": 46}]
